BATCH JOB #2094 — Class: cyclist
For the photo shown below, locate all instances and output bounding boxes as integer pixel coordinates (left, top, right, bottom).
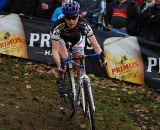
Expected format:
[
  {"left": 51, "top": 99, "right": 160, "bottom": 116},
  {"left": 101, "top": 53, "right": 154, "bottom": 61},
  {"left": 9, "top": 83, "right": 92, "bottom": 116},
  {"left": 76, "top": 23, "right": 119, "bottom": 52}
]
[{"left": 50, "top": 1, "right": 105, "bottom": 96}]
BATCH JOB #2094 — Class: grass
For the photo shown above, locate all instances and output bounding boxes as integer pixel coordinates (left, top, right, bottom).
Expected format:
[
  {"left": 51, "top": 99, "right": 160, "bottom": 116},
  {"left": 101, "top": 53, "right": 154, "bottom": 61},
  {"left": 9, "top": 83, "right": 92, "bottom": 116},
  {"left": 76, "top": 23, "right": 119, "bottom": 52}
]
[{"left": 0, "top": 55, "right": 160, "bottom": 130}]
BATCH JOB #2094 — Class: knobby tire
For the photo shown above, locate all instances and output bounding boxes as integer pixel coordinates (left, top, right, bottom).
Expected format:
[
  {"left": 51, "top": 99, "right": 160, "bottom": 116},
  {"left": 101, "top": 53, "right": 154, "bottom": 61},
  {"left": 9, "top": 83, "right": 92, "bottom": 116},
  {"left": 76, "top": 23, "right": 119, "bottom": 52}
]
[
  {"left": 61, "top": 69, "right": 75, "bottom": 118},
  {"left": 83, "top": 80, "right": 95, "bottom": 130}
]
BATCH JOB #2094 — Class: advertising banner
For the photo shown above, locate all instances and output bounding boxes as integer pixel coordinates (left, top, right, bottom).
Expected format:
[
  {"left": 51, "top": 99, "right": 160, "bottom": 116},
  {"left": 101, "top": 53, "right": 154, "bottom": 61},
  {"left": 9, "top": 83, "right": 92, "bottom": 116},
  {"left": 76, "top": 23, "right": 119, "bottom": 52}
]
[
  {"left": 103, "top": 36, "right": 144, "bottom": 85},
  {"left": 0, "top": 14, "right": 27, "bottom": 58},
  {"left": 0, "top": 13, "right": 159, "bottom": 89}
]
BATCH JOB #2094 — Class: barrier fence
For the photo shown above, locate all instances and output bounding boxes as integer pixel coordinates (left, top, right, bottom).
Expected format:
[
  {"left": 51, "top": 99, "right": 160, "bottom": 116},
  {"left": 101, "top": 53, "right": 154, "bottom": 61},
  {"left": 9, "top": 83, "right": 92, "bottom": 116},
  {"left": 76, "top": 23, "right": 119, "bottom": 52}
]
[{"left": 0, "top": 13, "right": 160, "bottom": 89}]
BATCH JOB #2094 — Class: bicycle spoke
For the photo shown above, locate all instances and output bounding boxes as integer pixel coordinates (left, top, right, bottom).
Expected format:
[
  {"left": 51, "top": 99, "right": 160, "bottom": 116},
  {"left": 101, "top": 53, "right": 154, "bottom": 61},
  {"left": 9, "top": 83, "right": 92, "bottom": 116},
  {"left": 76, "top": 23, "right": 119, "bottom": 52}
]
[
  {"left": 60, "top": 93, "right": 75, "bottom": 118},
  {"left": 60, "top": 70, "right": 75, "bottom": 118},
  {"left": 83, "top": 80, "right": 96, "bottom": 130}
]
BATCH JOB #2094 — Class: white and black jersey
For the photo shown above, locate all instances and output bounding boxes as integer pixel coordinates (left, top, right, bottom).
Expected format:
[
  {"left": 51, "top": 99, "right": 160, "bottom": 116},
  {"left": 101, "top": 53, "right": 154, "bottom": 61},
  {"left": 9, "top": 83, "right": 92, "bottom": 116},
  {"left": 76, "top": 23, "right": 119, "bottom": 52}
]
[{"left": 50, "top": 17, "right": 93, "bottom": 46}]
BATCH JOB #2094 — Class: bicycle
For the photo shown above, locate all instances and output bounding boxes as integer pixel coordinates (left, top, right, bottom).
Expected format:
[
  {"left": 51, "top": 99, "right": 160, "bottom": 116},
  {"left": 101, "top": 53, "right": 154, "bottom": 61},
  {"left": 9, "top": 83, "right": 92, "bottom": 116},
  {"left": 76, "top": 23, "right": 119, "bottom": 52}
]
[{"left": 58, "top": 49, "right": 101, "bottom": 130}]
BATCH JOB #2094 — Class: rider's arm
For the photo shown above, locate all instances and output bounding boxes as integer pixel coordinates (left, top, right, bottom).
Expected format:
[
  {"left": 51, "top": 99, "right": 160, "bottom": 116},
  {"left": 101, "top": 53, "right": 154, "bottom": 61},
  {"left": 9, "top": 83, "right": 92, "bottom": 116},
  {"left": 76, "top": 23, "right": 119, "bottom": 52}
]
[
  {"left": 81, "top": 19, "right": 102, "bottom": 53},
  {"left": 88, "top": 35, "right": 106, "bottom": 64},
  {"left": 88, "top": 35, "right": 102, "bottom": 53},
  {"left": 51, "top": 39, "right": 61, "bottom": 67},
  {"left": 50, "top": 22, "right": 62, "bottom": 68}
]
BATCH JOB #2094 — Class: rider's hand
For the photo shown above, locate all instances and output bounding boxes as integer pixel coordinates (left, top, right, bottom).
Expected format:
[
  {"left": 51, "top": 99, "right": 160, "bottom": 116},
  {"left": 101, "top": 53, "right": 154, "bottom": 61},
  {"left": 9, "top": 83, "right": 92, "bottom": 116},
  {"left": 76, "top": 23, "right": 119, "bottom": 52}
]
[{"left": 98, "top": 52, "right": 107, "bottom": 66}]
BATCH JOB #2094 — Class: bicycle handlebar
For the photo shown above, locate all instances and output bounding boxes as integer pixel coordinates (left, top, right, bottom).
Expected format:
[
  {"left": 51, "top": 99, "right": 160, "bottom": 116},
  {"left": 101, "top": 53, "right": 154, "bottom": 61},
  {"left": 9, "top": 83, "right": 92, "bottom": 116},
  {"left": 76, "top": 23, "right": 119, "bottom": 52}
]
[{"left": 63, "top": 53, "right": 101, "bottom": 62}]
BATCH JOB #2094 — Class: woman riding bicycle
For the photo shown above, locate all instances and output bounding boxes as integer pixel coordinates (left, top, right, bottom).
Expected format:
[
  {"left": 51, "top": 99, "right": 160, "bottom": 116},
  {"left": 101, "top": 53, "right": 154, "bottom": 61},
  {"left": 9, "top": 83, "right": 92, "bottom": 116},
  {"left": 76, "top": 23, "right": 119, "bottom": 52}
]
[{"left": 50, "top": 1, "right": 105, "bottom": 96}]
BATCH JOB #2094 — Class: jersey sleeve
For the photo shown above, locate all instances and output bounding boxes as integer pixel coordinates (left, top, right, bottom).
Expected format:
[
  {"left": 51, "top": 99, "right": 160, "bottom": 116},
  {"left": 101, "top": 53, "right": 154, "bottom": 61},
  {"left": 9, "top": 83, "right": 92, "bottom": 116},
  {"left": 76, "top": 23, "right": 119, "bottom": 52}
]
[
  {"left": 79, "top": 20, "right": 94, "bottom": 37},
  {"left": 85, "top": 23, "right": 94, "bottom": 37},
  {"left": 50, "top": 26, "right": 61, "bottom": 41}
]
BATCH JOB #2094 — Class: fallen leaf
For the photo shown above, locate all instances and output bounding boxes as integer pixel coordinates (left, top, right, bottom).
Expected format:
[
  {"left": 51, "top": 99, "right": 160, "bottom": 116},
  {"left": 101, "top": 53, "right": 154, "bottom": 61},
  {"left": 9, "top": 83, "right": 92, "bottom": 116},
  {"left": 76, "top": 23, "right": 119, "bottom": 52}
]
[
  {"left": 12, "top": 76, "right": 19, "bottom": 79},
  {"left": 26, "top": 85, "right": 32, "bottom": 89}
]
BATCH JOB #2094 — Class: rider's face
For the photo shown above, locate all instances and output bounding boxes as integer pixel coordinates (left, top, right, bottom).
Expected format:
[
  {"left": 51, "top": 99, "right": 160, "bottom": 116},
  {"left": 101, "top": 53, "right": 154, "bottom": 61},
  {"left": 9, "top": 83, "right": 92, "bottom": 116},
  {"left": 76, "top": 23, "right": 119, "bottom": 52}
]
[{"left": 65, "top": 15, "right": 79, "bottom": 29}]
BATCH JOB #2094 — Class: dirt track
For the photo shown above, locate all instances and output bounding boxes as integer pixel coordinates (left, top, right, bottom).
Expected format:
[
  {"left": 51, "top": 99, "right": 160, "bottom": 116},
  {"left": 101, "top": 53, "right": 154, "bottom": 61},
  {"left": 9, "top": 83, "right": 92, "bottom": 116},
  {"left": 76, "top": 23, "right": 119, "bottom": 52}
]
[
  {"left": 0, "top": 59, "right": 89, "bottom": 130},
  {"left": 1, "top": 57, "right": 160, "bottom": 130},
  {"left": 0, "top": 78, "right": 89, "bottom": 130}
]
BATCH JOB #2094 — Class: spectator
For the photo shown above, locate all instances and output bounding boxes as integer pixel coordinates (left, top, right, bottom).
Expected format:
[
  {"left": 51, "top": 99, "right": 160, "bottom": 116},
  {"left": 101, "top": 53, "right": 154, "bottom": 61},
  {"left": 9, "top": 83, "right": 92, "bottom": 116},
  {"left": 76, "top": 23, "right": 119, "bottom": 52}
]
[
  {"left": 36, "top": 0, "right": 61, "bottom": 20},
  {"left": 51, "top": 0, "right": 68, "bottom": 23},
  {"left": 134, "top": 0, "right": 143, "bottom": 6},
  {"left": 75, "top": 0, "right": 101, "bottom": 23},
  {"left": 140, "top": 0, "right": 155, "bottom": 12},
  {"left": 105, "top": 0, "right": 139, "bottom": 34},
  {"left": 0, "top": 0, "right": 9, "bottom": 12},
  {"left": 75, "top": 0, "right": 99, "bottom": 14},
  {"left": 136, "top": 0, "right": 160, "bottom": 42},
  {"left": 9, "top": 0, "right": 38, "bottom": 16},
  {"left": 91, "top": 0, "right": 107, "bottom": 30},
  {"left": 104, "top": 0, "right": 113, "bottom": 27}
]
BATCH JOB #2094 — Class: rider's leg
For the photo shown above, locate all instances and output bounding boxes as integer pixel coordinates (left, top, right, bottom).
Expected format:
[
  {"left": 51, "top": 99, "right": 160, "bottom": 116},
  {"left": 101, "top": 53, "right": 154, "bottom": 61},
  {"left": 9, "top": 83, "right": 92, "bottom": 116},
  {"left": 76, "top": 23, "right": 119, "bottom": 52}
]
[
  {"left": 58, "top": 42, "right": 68, "bottom": 59},
  {"left": 56, "top": 42, "right": 68, "bottom": 96}
]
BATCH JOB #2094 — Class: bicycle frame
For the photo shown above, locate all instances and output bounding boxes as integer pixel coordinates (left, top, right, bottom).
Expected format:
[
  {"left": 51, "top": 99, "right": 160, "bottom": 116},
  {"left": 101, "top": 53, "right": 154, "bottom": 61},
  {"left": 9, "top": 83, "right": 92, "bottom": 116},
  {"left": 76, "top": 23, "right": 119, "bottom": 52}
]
[{"left": 63, "top": 53, "right": 100, "bottom": 112}]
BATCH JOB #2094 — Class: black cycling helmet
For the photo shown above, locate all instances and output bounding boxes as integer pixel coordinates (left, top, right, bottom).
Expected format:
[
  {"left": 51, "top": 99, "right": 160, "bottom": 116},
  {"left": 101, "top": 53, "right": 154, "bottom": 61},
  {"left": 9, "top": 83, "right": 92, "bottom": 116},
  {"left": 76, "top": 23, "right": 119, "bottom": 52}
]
[{"left": 62, "top": 1, "right": 80, "bottom": 16}]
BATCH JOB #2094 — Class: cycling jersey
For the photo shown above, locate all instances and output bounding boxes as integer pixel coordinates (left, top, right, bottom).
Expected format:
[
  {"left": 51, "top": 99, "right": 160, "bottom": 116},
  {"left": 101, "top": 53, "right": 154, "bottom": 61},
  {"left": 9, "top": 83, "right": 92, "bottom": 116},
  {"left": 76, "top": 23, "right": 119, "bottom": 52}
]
[
  {"left": 50, "top": 17, "right": 94, "bottom": 54},
  {"left": 50, "top": 17, "right": 93, "bottom": 43}
]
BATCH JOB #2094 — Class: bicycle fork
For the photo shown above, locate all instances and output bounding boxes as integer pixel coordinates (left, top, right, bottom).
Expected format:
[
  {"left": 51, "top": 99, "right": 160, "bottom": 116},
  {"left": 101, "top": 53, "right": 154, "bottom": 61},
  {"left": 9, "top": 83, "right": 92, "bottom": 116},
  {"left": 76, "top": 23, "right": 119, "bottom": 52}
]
[{"left": 80, "top": 74, "right": 96, "bottom": 113}]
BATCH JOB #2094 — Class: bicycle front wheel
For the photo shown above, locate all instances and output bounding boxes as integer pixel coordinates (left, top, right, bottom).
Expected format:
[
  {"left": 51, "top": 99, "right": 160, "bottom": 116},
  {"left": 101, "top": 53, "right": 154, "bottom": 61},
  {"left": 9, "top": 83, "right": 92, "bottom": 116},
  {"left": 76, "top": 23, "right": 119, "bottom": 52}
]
[
  {"left": 83, "top": 80, "right": 95, "bottom": 130},
  {"left": 61, "top": 70, "right": 75, "bottom": 118}
]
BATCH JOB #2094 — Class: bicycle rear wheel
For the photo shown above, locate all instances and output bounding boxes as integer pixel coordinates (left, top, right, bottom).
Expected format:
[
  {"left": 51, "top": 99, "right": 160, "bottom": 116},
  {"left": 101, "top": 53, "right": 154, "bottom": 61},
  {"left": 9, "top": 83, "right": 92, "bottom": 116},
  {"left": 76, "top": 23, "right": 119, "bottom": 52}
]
[
  {"left": 60, "top": 69, "right": 75, "bottom": 118},
  {"left": 83, "top": 80, "right": 95, "bottom": 130}
]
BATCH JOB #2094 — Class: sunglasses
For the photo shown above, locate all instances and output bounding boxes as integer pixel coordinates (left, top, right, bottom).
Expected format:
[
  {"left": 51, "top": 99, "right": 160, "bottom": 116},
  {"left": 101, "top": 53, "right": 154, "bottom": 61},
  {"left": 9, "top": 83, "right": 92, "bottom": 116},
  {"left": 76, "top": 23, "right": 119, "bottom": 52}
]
[{"left": 65, "top": 15, "right": 78, "bottom": 20}]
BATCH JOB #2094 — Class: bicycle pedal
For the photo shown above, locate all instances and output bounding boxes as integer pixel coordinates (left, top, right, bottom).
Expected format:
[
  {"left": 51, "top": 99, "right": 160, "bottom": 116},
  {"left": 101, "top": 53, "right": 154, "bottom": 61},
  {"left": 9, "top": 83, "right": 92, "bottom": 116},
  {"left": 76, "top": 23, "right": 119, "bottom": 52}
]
[
  {"left": 77, "top": 101, "right": 81, "bottom": 106},
  {"left": 74, "top": 100, "right": 81, "bottom": 107},
  {"left": 59, "top": 106, "right": 64, "bottom": 110},
  {"left": 63, "top": 93, "right": 68, "bottom": 97},
  {"left": 60, "top": 93, "right": 67, "bottom": 98}
]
